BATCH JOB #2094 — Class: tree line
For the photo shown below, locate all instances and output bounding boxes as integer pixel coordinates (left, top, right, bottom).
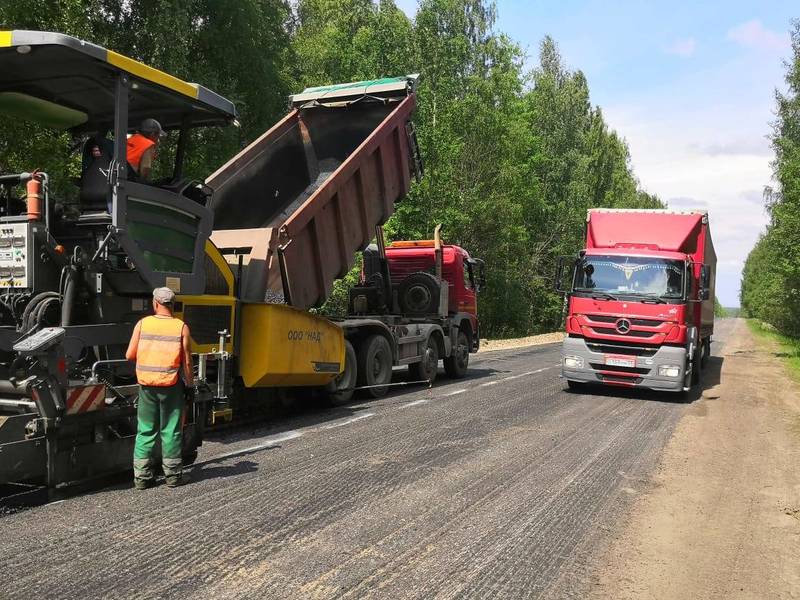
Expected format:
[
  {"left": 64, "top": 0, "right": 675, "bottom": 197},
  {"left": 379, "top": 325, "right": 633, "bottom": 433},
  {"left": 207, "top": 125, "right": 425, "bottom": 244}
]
[
  {"left": 0, "top": 0, "right": 662, "bottom": 338},
  {"left": 741, "top": 20, "right": 800, "bottom": 338}
]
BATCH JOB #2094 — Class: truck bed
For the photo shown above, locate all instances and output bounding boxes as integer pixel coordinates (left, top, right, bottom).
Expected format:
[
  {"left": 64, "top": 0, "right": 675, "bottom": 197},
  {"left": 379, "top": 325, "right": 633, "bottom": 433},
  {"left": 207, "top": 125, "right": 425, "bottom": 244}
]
[{"left": 207, "top": 76, "right": 419, "bottom": 309}]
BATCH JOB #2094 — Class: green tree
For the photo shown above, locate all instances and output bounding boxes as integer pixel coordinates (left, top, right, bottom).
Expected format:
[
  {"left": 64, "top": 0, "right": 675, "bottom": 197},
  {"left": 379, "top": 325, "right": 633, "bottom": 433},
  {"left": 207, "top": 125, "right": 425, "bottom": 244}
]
[{"left": 742, "top": 20, "right": 800, "bottom": 337}]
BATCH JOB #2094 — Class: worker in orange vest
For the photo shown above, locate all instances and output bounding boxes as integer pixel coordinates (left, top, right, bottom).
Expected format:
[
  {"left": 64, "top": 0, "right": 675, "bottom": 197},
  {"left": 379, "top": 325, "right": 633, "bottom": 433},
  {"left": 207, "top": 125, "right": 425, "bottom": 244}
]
[
  {"left": 126, "top": 287, "right": 193, "bottom": 489},
  {"left": 127, "top": 118, "right": 164, "bottom": 180}
]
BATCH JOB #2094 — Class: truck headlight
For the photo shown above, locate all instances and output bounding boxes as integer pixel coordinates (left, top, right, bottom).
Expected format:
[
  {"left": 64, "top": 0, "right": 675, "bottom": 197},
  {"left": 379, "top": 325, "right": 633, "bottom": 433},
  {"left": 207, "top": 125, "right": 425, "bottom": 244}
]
[
  {"left": 564, "top": 355, "right": 584, "bottom": 369},
  {"left": 658, "top": 365, "right": 681, "bottom": 378}
]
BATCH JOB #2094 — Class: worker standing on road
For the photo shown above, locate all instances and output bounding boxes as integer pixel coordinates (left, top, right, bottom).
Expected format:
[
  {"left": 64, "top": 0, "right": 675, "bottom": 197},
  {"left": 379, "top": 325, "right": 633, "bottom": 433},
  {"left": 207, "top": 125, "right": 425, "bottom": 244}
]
[
  {"left": 127, "top": 118, "right": 164, "bottom": 180},
  {"left": 126, "top": 287, "right": 193, "bottom": 489}
]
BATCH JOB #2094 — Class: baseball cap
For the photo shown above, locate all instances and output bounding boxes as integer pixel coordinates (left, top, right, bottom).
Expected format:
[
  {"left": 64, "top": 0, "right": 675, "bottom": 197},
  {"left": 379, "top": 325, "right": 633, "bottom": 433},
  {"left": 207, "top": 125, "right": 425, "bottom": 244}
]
[
  {"left": 153, "top": 287, "right": 175, "bottom": 305},
  {"left": 140, "top": 118, "right": 165, "bottom": 138}
]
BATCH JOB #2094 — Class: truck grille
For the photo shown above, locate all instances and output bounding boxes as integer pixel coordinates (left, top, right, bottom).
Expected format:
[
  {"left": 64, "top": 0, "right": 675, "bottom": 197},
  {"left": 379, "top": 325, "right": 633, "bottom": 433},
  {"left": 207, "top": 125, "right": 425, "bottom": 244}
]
[
  {"left": 587, "top": 314, "right": 663, "bottom": 327},
  {"left": 591, "top": 327, "right": 654, "bottom": 338},
  {"left": 585, "top": 339, "right": 658, "bottom": 357}
]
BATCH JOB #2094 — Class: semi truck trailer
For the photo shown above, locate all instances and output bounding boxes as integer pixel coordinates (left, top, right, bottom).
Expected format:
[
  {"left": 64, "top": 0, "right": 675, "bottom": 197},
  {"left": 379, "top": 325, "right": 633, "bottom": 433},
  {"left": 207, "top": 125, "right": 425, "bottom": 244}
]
[
  {"left": 0, "top": 31, "right": 482, "bottom": 496},
  {"left": 556, "top": 209, "right": 716, "bottom": 393}
]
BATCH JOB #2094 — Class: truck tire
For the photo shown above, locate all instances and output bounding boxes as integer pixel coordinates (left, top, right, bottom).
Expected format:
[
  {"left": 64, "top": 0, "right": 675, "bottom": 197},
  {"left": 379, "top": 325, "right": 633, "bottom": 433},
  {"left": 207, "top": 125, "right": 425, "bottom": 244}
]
[
  {"left": 410, "top": 335, "right": 439, "bottom": 384},
  {"left": 327, "top": 340, "right": 357, "bottom": 404},
  {"left": 398, "top": 272, "right": 440, "bottom": 316},
  {"left": 444, "top": 330, "right": 470, "bottom": 379},
  {"left": 356, "top": 335, "right": 393, "bottom": 398}
]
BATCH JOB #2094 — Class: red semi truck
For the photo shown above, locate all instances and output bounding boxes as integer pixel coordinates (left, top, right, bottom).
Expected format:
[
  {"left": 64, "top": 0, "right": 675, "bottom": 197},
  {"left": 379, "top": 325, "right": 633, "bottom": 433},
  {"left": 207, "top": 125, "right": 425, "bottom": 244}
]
[{"left": 556, "top": 209, "right": 716, "bottom": 393}]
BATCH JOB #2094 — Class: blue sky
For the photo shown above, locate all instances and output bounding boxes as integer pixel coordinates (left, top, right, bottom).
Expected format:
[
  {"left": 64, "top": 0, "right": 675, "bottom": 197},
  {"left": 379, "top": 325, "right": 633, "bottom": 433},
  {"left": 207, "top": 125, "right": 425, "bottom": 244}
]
[{"left": 396, "top": 0, "right": 798, "bottom": 306}]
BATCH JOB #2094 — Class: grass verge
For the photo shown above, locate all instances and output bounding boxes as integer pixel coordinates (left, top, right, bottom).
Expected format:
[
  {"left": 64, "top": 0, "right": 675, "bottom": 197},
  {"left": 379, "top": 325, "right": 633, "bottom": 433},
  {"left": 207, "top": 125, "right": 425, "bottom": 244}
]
[{"left": 747, "top": 319, "right": 800, "bottom": 382}]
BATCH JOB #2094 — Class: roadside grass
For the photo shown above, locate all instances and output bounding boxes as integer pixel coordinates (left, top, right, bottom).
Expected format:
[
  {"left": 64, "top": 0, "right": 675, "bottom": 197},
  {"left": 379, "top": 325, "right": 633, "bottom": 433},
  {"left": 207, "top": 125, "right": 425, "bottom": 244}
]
[{"left": 747, "top": 319, "right": 800, "bottom": 382}]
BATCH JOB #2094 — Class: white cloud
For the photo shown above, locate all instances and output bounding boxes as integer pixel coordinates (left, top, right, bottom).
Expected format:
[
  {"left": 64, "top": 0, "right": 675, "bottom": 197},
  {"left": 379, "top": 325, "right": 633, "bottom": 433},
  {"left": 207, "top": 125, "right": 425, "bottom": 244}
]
[
  {"left": 691, "top": 137, "right": 772, "bottom": 157},
  {"left": 596, "top": 38, "right": 790, "bottom": 307},
  {"left": 727, "top": 20, "right": 790, "bottom": 52},
  {"left": 604, "top": 102, "right": 773, "bottom": 306},
  {"left": 665, "top": 37, "right": 697, "bottom": 58}
]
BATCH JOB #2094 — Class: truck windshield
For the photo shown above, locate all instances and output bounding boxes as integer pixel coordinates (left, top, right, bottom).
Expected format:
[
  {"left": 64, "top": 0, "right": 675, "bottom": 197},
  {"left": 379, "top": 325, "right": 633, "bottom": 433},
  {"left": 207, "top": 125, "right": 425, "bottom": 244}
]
[{"left": 573, "top": 255, "right": 684, "bottom": 300}]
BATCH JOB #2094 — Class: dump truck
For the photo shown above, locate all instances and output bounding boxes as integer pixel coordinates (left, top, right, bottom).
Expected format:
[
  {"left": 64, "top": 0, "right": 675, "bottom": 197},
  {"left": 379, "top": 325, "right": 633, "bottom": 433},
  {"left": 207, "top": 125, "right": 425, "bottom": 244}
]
[
  {"left": 555, "top": 209, "right": 716, "bottom": 393},
  {"left": 205, "top": 77, "right": 485, "bottom": 404},
  {"left": 0, "top": 31, "right": 482, "bottom": 497}
]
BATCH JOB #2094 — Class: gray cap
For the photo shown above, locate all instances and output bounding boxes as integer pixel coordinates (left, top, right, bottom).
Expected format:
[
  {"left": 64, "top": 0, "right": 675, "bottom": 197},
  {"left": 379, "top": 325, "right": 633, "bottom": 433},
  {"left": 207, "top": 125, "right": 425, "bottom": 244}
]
[
  {"left": 140, "top": 118, "right": 165, "bottom": 138},
  {"left": 153, "top": 287, "right": 175, "bottom": 305}
]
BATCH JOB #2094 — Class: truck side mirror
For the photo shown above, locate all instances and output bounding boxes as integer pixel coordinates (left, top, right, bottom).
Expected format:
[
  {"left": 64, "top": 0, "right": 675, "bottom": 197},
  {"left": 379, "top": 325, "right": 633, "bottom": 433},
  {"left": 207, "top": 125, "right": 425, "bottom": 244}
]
[
  {"left": 699, "top": 264, "right": 710, "bottom": 300},
  {"left": 466, "top": 258, "right": 486, "bottom": 292}
]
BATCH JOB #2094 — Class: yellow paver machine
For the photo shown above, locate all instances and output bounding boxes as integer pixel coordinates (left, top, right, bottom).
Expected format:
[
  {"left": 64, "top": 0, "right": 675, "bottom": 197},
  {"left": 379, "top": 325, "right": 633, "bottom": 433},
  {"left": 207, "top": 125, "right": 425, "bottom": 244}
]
[{"left": 0, "top": 31, "right": 422, "bottom": 499}]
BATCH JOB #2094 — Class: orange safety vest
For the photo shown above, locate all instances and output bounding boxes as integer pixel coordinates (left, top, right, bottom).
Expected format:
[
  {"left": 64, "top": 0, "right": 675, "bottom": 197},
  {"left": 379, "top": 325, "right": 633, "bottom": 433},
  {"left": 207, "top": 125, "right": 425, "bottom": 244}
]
[
  {"left": 127, "top": 133, "right": 156, "bottom": 172},
  {"left": 136, "top": 316, "right": 184, "bottom": 387}
]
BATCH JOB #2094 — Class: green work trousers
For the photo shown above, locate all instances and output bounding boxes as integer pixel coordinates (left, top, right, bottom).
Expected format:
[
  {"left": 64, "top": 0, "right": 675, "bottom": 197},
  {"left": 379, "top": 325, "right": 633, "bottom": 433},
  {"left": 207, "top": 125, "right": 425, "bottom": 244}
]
[{"left": 133, "top": 384, "right": 184, "bottom": 481}]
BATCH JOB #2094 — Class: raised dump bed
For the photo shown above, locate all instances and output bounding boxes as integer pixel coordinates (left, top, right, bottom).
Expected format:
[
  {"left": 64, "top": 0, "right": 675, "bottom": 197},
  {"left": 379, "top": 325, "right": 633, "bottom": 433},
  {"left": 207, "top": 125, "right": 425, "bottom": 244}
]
[{"left": 208, "top": 76, "right": 420, "bottom": 309}]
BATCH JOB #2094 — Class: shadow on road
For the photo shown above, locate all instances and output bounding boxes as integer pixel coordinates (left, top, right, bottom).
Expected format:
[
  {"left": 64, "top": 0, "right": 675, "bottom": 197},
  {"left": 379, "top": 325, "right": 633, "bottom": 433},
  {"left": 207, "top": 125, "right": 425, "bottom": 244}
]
[{"left": 192, "top": 459, "right": 259, "bottom": 482}]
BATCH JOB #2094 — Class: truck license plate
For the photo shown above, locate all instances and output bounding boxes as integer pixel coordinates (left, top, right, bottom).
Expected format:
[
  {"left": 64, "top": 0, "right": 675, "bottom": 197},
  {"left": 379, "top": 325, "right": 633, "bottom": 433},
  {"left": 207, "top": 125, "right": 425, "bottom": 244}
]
[{"left": 605, "top": 355, "right": 635, "bottom": 368}]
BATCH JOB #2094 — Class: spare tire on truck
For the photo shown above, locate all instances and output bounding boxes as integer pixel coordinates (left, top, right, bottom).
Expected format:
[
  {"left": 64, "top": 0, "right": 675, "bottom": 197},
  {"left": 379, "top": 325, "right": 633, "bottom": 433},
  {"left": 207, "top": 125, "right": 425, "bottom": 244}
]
[{"left": 398, "top": 272, "right": 441, "bottom": 316}]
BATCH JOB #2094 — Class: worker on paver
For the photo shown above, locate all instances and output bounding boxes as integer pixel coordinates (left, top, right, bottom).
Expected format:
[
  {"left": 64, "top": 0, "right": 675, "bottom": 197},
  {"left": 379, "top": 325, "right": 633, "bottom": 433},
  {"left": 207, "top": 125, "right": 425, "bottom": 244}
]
[
  {"left": 127, "top": 118, "right": 164, "bottom": 180},
  {"left": 125, "top": 287, "right": 193, "bottom": 489}
]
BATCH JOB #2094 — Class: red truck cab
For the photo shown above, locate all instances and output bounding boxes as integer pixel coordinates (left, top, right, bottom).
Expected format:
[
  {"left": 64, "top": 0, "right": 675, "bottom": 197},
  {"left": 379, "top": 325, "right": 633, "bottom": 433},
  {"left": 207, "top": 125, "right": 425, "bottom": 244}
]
[
  {"left": 385, "top": 241, "right": 481, "bottom": 345},
  {"left": 557, "top": 209, "right": 716, "bottom": 393},
  {"left": 339, "top": 234, "right": 485, "bottom": 399}
]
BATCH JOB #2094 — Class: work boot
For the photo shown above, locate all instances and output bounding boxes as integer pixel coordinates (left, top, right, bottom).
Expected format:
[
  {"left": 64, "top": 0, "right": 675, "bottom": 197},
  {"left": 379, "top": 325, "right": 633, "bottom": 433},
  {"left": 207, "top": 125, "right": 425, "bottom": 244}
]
[
  {"left": 165, "top": 473, "right": 191, "bottom": 488},
  {"left": 134, "top": 478, "right": 153, "bottom": 491}
]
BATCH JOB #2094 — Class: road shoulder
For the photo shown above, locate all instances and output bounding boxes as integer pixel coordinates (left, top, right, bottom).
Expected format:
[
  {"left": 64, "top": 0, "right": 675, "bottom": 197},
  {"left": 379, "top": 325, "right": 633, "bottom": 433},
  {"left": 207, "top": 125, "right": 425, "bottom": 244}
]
[{"left": 590, "top": 318, "right": 800, "bottom": 599}]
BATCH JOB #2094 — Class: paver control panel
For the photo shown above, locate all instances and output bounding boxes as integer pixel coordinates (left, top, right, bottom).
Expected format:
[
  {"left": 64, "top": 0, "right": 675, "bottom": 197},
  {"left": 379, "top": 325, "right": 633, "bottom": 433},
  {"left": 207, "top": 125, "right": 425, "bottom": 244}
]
[{"left": 0, "top": 222, "right": 31, "bottom": 288}]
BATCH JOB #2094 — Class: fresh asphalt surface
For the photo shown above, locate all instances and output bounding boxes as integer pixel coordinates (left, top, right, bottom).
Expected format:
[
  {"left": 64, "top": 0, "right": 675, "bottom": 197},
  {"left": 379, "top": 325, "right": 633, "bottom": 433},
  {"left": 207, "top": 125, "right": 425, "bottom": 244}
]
[{"left": 0, "top": 320, "right": 733, "bottom": 599}]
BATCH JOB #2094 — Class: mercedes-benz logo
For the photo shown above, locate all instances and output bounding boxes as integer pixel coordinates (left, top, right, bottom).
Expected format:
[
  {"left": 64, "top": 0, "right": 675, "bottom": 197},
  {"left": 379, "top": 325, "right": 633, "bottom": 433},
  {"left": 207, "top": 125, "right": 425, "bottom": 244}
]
[{"left": 615, "top": 318, "right": 631, "bottom": 334}]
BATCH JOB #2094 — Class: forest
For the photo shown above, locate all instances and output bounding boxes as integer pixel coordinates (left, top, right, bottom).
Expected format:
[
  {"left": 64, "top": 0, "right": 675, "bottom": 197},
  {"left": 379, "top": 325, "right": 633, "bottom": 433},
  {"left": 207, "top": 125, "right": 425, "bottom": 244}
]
[
  {"left": 0, "top": 0, "right": 663, "bottom": 338},
  {"left": 741, "top": 21, "right": 800, "bottom": 339}
]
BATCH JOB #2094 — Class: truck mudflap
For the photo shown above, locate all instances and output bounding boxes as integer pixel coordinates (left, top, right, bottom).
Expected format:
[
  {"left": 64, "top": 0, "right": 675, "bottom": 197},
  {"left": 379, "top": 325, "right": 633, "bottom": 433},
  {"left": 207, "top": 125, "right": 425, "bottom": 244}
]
[{"left": 560, "top": 336, "right": 687, "bottom": 392}]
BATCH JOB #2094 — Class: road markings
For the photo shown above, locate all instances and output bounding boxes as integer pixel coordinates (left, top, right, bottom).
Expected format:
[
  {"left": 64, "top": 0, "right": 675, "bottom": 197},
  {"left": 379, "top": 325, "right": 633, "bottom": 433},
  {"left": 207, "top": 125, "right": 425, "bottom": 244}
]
[
  {"left": 196, "top": 430, "right": 303, "bottom": 465},
  {"left": 504, "top": 366, "right": 555, "bottom": 381},
  {"left": 443, "top": 388, "right": 468, "bottom": 397},
  {"left": 479, "top": 380, "right": 499, "bottom": 387},
  {"left": 318, "top": 412, "right": 375, "bottom": 430},
  {"left": 400, "top": 399, "right": 429, "bottom": 408}
]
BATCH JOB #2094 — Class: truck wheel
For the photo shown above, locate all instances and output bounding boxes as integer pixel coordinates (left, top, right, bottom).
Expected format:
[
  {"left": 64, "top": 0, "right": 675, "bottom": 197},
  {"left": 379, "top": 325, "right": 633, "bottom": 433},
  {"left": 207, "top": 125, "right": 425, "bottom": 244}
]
[
  {"left": 444, "top": 330, "right": 470, "bottom": 378},
  {"left": 398, "top": 272, "right": 440, "bottom": 316},
  {"left": 410, "top": 336, "right": 439, "bottom": 384},
  {"left": 356, "top": 335, "right": 393, "bottom": 398},
  {"left": 327, "top": 340, "right": 357, "bottom": 404}
]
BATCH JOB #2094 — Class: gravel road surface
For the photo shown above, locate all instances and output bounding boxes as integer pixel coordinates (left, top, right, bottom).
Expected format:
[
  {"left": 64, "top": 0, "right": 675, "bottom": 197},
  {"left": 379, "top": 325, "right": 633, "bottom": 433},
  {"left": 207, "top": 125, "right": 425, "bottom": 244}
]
[{"left": 0, "top": 321, "right": 734, "bottom": 599}]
